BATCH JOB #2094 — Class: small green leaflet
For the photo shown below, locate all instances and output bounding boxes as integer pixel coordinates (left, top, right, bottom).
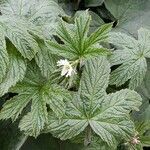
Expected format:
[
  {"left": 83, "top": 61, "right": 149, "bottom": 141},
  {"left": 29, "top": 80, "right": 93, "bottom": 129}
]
[
  {"left": 0, "top": 43, "right": 26, "bottom": 97},
  {"left": 44, "top": 56, "right": 142, "bottom": 146},
  {"left": 0, "top": 62, "right": 69, "bottom": 137},
  {"left": 0, "top": 28, "right": 9, "bottom": 83},
  {"left": 35, "top": 40, "right": 59, "bottom": 79},
  {"left": 74, "top": 11, "right": 104, "bottom": 34},
  {"left": 109, "top": 28, "right": 150, "bottom": 89},
  {"left": 46, "top": 11, "right": 112, "bottom": 60}
]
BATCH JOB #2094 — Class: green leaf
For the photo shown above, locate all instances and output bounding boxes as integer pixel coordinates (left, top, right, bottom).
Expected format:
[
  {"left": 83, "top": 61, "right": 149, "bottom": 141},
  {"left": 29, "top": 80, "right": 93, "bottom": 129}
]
[
  {"left": 19, "top": 95, "right": 47, "bottom": 137},
  {"left": 0, "top": 44, "right": 26, "bottom": 97},
  {"left": 140, "top": 136, "right": 150, "bottom": 147},
  {"left": 0, "top": 0, "right": 65, "bottom": 39},
  {"left": 86, "top": 23, "right": 112, "bottom": 48},
  {"left": 135, "top": 121, "right": 150, "bottom": 136},
  {"left": 105, "top": 0, "right": 150, "bottom": 35},
  {"left": 46, "top": 10, "right": 112, "bottom": 60},
  {"left": 132, "top": 60, "right": 150, "bottom": 123},
  {"left": 46, "top": 113, "right": 89, "bottom": 140},
  {"left": 82, "top": 47, "right": 111, "bottom": 58},
  {"left": 44, "top": 57, "right": 142, "bottom": 146},
  {"left": 89, "top": 11, "right": 104, "bottom": 33},
  {"left": 0, "top": 62, "right": 69, "bottom": 137},
  {"left": 79, "top": 56, "right": 110, "bottom": 116},
  {"left": 0, "top": 28, "right": 9, "bottom": 82},
  {"left": 109, "top": 32, "right": 138, "bottom": 49},
  {"left": 109, "top": 29, "right": 150, "bottom": 89},
  {"left": 89, "top": 89, "right": 142, "bottom": 146},
  {"left": 42, "top": 84, "right": 67, "bottom": 117},
  {"left": 138, "top": 28, "right": 150, "bottom": 58},
  {"left": 0, "top": 0, "right": 65, "bottom": 62},
  {"left": 35, "top": 40, "right": 59, "bottom": 78},
  {"left": 1, "top": 17, "right": 39, "bottom": 60},
  {"left": 135, "top": 59, "right": 150, "bottom": 103},
  {"left": 46, "top": 40, "right": 75, "bottom": 59},
  {"left": 74, "top": 11, "right": 104, "bottom": 34},
  {"left": 0, "top": 94, "right": 31, "bottom": 121},
  {"left": 110, "top": 57, "right": 147, "bottom": 90},
  {"left": 85, "top": 0, "right": 105, "bottom": 7},
  {"left": 140, "top": 105, "right": 150, "bottom": 121}
]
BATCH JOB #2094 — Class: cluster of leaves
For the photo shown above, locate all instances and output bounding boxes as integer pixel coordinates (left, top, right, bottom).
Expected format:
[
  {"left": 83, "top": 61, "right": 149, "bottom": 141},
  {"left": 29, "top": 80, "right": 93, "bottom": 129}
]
[{"left": 0, "top": 0, "right": 150, "bottom": 150}]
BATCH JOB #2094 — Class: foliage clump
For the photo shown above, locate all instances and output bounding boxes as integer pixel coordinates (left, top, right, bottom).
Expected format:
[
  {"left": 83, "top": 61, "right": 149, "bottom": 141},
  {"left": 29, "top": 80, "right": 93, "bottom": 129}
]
[{"left": 0, "top": 0, "right": 149, "bottom": 150}]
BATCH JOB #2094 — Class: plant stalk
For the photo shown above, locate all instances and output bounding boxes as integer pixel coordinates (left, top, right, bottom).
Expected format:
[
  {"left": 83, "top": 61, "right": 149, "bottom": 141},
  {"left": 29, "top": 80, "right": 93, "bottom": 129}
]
[{"left": 84, "top": 125, "right": 92, "bottom": 147}]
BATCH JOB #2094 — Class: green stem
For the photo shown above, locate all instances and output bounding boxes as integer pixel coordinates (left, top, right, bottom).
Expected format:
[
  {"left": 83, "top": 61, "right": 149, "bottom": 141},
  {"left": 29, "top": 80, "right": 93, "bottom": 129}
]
[
  {"left": 16, "top": 135, "right": 28, "bottom": 150},
  {"left": 84, "top": 125, "right": 92, "bottom": 147}
]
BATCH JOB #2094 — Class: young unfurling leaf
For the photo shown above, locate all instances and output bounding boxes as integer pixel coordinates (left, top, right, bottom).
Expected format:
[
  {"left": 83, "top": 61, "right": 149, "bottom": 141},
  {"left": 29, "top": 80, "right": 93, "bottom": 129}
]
[{"left": 46, "top": 11, "right": 112, "bottom": 60}]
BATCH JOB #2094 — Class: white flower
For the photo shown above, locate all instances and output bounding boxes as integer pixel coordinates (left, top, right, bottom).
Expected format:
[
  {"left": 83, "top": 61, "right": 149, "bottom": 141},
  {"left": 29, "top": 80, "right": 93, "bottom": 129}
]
[
  {"left": 57, "top": 59, "right": 70, "bottom": 67},
  {"left": 131, "top": 137, "right": 140, "bottom": 145},
  {"left": 57, "top": 59, "right": 75, "bottom": 77}
]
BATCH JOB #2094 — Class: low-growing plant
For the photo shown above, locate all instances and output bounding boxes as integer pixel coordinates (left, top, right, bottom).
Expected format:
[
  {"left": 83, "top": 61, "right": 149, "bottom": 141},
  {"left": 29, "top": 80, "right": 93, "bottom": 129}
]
[{"left": 0, "top": 0, "right": 149, "bottom": 150}]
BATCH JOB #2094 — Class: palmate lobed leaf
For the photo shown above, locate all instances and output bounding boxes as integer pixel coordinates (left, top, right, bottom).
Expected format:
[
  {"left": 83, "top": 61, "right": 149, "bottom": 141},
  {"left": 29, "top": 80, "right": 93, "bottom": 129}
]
[
  {"left": 0, "top": 0, "right": 68, "bottom": 138},
  {"left": 0, "top": 0, "right": 65, "bottom": 96},
  {"left": 0, "top": 0, "right": 65, "bottom": 60},
  {"left": 0, "top": 62, "right": 70, "bottom": 137},
  {"left": 44, "top": 56, "right": 142, "bottom": 146},
  {"left": 109, "top": 28, "right": 150, "bottom": 89},
  {"left": 0, "top": 0, "right": 65, "bottom": 39},
  {"left": 46, "top": 11, "right": 112, "bottom": 60}
]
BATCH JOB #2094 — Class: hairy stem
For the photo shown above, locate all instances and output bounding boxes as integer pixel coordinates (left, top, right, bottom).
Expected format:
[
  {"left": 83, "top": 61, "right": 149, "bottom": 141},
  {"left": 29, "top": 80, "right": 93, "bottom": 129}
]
[{"left": 84, "top": 125, "right": 92, "bottom": 147}]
